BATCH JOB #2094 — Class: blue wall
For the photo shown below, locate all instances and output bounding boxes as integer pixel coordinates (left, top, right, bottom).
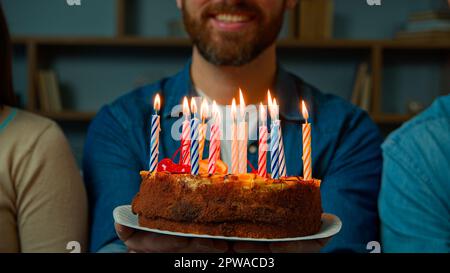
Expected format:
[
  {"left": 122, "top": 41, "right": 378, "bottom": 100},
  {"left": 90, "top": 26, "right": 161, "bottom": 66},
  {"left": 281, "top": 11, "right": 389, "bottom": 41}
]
[
  {"left": 2, "top": 0, "right": 115, "bottom": 36},
  {"left": 333, "top": 0, "right": 445, "bottom": 39},
  {"left": 3, "top": 0, "right": 448, "bottom": 165}
]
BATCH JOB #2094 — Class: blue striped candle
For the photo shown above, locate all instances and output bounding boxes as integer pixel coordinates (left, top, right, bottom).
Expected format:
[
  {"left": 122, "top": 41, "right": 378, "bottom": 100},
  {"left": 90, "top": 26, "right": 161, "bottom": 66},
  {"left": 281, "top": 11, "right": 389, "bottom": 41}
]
[
  {"left": 190, "top": 117, "right": 200, "bottom": 175},
  {"left": 278, "top": 126, "right": 287, "bottom": 177},
  {"left": 270, "top": 121, "right": 281, "bottom": 179},
  {"left": 149, "top": 114, "right": 160, "bottom": 172}
]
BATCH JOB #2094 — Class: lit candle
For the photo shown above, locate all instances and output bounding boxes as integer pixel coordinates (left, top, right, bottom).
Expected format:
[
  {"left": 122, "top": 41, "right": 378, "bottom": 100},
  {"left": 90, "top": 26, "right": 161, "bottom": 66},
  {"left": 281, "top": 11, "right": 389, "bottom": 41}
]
[
  {"left": 268, "top": 93, "right": 281, "bottom": 179},
  {"left": 198, "top": 98, "right": 209, "bottom": 160},
  {"left": 181, "top": 97, "right": 191, "bottom": 167},
  {"left": 302, "top": 100, "right": 312, "bottom": 180},
  {"left": 190, "top": 98, "right": 200, "bottom": 175},
  {"left": 231, "top": 98, "right": 239, "bottom": 174},
  {"left": 238, "top": 89, "right": 248, "bottom": 174},
  {"left": 149, "top": 93, "right": 161, "bottom": 172},
  {"left": 208, "top": 101, "right": 220, "bottom": 174},
  {"left": 258, "top": 103, "right": 268, "bottom": 178}
]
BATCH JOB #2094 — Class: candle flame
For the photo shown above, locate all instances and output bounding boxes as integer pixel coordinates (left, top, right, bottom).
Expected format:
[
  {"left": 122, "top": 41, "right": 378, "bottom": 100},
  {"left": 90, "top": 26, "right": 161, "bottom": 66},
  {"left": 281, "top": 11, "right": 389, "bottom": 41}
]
[
  {"left": 270, "top": 98, "right": 279, "bottom": 120},
  {"left": 302, "top": 100, "right": 309, "bottom": 121},
  {"left": 231, "top": 98, "right": 237, "bottom": 121},
  {"left": 239, "top": 89, "right": 246, "bottom": 119},
  {"left": 267, "top": 90, "right": 274, "bottom": 120},
  {"left": 191, "top": 97, "right": 198, "bottom": 114},
  {"left": 182, "top": 97, "right": 190, "bottom": 118},
  {"left": 259, "top": 102, "right": 266, "bottom": 122},
  {"left": 212, "top": 100, "right": 220, "bottom": 123},
  {"left": 154, "top": 93, "right": 161, "bottom": 112},
  {"left": 200, "top": 98, "right": 209, "bottom": 120}
]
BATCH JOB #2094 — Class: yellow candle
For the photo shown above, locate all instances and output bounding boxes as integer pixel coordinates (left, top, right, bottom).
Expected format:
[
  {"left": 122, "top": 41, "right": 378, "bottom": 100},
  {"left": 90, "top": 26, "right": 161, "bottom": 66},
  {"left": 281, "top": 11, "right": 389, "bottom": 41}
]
[
  {"left": 238, "top": 89, "right": 248, "bottom": 174},
  {"left": 302, "top": 101, "right": 312, "bottom": 180}
]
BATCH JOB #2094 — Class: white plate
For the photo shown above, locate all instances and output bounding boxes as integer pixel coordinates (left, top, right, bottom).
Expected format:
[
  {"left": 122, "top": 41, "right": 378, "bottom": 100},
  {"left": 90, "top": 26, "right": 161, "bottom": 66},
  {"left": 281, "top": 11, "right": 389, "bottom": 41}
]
[{"left": 113, "top": 205, "right": 342, "bottom": 242}]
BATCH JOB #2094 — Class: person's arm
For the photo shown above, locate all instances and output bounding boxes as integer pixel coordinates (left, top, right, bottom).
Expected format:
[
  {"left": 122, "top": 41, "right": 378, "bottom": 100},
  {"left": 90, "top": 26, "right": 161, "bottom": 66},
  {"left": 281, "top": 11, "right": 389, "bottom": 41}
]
[
  {"left": 83, "top": 105, "right": 143, "bottom": 252},
  {"left": 321, "top": 109, "right": 383, "bottom": 252},
  {"left": 15, "top": 122, "right": 88, "bottom": 252},
  {"left": 379, "top": 142, "right": 450, "bottom": 253}
]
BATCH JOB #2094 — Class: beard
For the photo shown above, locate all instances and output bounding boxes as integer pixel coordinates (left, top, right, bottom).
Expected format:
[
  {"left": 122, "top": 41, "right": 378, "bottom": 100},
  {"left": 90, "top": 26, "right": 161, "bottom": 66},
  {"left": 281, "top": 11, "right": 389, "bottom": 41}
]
[{"left": 182, "top": 1, "right": 285, "bottom": 66}]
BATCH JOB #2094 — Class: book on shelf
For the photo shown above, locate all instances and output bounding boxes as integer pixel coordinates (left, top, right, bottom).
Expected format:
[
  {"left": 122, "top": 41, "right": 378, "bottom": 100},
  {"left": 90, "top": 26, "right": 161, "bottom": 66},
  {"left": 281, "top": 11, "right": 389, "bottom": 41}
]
[
  {"left": 298, "top": 0, "right": 334, "bottom": 40},
  {"left": 350, "top": 62, "right": 372, "bottom": 112},
  {"left": 405, "top": 19, "right": 450, "bottom": 32},
  {"left": 396, "top": 30, "right": 450, "bottom": 41},
  {"left": 397, "top": 9, "right": 450, "bottom": 42},
  {"left": 408, "top": 10, "right": 450, "bottom": 22},
  {"left": 351, "top": 62, "right": 368, "bottom": 106},
  {"left": 359, "top": 73, "right": 372, "bottom": 112},
  {"left": 37, "top": 70, "right": 63, "bottom": 113}
]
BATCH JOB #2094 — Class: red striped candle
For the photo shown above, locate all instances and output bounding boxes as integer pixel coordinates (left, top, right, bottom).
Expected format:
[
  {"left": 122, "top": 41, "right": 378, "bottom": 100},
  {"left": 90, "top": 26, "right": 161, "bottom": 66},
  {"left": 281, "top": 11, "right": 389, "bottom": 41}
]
[
  {"left": 208, "top": 101, "right": 221, "bottom": 174},
  {"left": 258, "top": 103, "right": 268, "bottom": 178},
  {"left": 181, "top": 97, "right": 191, "bottom": 166}
]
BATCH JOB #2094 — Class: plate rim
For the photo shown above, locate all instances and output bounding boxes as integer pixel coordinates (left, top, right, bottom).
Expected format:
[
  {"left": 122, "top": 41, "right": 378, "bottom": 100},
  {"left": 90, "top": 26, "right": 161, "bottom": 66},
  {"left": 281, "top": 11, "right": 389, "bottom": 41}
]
[{"left": 113, "top": 205, "right": 341, "bottom": 242}]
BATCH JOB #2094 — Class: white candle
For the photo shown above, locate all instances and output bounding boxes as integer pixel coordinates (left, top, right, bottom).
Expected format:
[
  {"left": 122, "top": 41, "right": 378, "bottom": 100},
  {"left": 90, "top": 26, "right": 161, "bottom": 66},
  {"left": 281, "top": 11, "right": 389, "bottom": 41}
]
[
  {"left": 199, "top": 98, "right": 208, "bottom": 160},
  {"left": 231, "top": 98, "right": 239, "bottom": 174}
]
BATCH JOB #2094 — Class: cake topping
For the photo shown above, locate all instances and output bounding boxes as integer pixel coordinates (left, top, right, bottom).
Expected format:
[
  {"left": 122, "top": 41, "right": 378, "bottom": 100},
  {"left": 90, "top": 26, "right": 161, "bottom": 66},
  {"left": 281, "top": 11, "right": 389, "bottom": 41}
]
[{"left": 157, "top": 158, "right": 191, "bottom": 174}]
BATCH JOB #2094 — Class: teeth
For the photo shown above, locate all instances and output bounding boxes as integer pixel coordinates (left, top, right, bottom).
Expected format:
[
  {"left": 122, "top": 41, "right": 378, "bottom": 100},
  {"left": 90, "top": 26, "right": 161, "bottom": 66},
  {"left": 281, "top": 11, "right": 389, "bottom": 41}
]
[{"left": 216, "top": 14, "right": 249, "bottom": 23}]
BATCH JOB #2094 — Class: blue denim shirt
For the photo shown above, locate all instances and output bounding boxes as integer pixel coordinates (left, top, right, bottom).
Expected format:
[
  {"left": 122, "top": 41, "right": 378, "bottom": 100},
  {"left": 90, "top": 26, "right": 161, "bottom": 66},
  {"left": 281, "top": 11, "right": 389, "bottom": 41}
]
[
  {"left": 379, "top": 95, "right": 450, "bottom": 253},
  {"left": 83, "top": 61, "right": 383, "bottom": 253}
]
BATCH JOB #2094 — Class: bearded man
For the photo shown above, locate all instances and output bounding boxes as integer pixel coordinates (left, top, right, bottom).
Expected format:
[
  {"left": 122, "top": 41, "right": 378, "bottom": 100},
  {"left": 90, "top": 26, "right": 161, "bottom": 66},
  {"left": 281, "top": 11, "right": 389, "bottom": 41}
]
[{"left": 83, "top": 0, "right": 383, "bottom": 253}]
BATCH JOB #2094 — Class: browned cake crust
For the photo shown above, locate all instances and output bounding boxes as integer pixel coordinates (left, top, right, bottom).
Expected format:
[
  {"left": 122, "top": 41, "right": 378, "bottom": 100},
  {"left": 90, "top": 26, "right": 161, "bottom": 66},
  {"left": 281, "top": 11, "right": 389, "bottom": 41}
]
[{"left": 132, "top": 172, "right": 322, "bottom": 239}]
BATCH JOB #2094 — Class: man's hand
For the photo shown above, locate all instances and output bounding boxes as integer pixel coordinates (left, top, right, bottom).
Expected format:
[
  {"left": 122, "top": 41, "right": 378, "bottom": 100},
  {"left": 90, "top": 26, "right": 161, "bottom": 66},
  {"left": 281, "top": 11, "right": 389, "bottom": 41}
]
[
  {"left": 232, "top": 237, "right": 331, "bottom": 253},
  {"left": 116, "top": 223, "right": 330, "bottom": 253},
  {"left": 115, "top": 223, "right": 230, "bottom": 253}
]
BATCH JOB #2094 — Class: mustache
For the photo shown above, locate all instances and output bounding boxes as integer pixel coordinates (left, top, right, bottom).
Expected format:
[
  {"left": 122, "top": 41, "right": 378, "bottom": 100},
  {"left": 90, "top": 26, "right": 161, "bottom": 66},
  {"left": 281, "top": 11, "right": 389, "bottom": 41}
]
[{"left": 201, "top": 2, "right": 263, "bottom": 19}]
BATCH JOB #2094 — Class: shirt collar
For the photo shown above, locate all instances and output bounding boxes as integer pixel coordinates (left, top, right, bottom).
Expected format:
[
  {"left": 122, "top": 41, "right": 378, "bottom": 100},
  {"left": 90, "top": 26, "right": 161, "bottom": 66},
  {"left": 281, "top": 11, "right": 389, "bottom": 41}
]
[
  {"left": 273, "top": 65, "right": 310, "bottom": 123},
  {"left": 162, "top": 59, "right": 311, "bottom": 123},
  {"left": 162, "top": 59, "right": 196, "bottom": 118}
]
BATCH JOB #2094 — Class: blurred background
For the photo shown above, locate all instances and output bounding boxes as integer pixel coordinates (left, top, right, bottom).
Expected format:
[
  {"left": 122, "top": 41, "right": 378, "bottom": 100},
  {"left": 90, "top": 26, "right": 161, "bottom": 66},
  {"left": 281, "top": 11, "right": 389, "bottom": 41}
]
[{"left": 2, "top": 0, "right": 449, "bottom": 166}]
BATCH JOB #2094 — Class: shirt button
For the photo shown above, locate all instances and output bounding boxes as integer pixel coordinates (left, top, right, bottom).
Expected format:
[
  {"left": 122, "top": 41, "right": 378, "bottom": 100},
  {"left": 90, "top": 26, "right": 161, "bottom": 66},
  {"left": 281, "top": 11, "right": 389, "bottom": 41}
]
[{"left": 248, "top": 144, "right": 257, "bottom": 154}]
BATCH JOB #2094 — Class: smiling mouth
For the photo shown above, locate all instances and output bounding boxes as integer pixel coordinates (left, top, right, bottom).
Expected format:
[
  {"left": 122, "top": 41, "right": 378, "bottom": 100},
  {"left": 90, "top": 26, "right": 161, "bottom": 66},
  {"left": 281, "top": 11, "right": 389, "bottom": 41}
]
[{"left": 213, "top": 13, "right": 252, "bottom": 23}]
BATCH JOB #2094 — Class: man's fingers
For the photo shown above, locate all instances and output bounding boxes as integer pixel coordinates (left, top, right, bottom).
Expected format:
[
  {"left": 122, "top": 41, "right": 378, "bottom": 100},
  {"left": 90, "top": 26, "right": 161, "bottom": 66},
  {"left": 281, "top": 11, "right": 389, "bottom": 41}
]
[
  {"left": 269, "top": 237, "right": 331, "bottom": 253},
  {"left": 232, "top": 242, "right": 271, "bottom": 253},
  {"left": 130, "top": 233, "right": 191, "bottom": 253},
  {"left": 180, "top": 238, "right": 229, "bottom": 253},
  {"left": 115, "top": 223, "right": 135, "bottom": 242}
]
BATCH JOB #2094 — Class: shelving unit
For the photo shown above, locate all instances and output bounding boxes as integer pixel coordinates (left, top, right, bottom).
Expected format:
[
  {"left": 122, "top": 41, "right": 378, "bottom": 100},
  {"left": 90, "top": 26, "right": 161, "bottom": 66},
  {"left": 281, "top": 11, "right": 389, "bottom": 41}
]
[{"left": 10, "top": 0, "right": 450, "bottom": 126}]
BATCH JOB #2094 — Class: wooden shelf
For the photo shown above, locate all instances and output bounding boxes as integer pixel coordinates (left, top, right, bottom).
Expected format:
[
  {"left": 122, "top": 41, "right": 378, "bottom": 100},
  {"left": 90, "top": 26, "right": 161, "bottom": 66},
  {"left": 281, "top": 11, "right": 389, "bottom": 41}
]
[
  {"left": 12, "top": 36, "right": 450, "bottom": 50},
  {"left": 12, "top": 36, "right": 192, "bottom": 48}
]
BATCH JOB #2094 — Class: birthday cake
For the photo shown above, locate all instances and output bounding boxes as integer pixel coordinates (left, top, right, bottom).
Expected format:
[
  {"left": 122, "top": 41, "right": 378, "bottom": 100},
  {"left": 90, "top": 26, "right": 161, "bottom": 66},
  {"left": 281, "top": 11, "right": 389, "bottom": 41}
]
[
  {"left": 131, "top": 169, "right": 322, "bottom": 239},
  {"left": 132, "top": 93, "right": 322, "bottom": 239}
]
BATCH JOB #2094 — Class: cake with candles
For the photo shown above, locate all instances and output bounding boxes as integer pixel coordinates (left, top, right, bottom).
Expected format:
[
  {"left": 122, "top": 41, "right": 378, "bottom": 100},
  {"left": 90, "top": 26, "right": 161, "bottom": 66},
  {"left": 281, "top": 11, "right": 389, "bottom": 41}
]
[{"left": 131, "top": 93, "right": 323, "bottom": 239}]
